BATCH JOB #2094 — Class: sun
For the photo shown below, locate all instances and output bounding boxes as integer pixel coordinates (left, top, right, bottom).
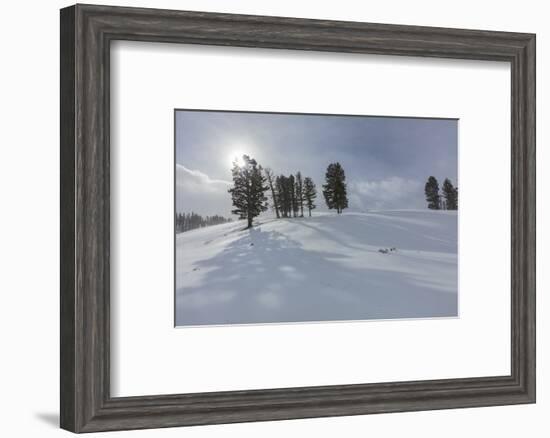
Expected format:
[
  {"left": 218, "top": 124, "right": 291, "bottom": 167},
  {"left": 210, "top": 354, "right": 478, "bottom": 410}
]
[{"left": 228, "top": 150, "right": 247, "bottom": 168}]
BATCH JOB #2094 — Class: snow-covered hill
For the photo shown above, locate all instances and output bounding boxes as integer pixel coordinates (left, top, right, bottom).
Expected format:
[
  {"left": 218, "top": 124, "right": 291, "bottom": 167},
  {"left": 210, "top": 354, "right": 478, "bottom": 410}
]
[{"left": 175, "top": 211, "right": 458, "bottom": 326}]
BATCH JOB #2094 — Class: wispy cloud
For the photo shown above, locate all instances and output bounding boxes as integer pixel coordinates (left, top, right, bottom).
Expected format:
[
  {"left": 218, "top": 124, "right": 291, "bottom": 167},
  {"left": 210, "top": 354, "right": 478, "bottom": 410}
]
[
  {"left": 176, "top": 164, "right": 231, "bottom": 189},
  {"left": 176, "top": 164, "right": 233, "bottom": 216}
]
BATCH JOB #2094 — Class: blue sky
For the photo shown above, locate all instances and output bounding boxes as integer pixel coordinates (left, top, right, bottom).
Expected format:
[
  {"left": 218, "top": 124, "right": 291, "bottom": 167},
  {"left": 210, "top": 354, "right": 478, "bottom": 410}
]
[{"left": 175, "top": 110, "right": 457, "bottom": 217}]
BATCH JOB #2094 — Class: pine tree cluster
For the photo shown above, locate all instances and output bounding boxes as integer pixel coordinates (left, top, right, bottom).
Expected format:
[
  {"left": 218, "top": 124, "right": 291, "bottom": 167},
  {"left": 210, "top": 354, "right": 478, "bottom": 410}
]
[
  {"left": 227, "top": 156, "right": 351, "bottom": 228},
  {"left": 270, "top": 172, "right": 317, "bottom": 218},
  {"left": 182, "top": 155, "right": 457, "bottom": 232},
  {"left": 175, "top": 212, "right": 232, "bottom": 233},
  {"left": 424, "top": 176, "right": 458, "bottom": 210},
  {"left": 182, "top": 155, "right": 458, "bottom": 233}
]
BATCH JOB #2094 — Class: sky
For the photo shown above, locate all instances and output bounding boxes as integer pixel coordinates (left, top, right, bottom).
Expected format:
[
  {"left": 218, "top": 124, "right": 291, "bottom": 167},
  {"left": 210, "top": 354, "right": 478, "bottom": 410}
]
[{"left": 175, "top": 110, "right": 457, "bottom": 218}]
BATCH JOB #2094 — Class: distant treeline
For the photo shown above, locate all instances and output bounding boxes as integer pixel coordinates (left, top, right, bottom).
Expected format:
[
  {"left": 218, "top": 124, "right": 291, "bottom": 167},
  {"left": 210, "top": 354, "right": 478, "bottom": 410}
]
[
  {"left": 176, "top": 212, "right": 232, "bottom": 233},
  {"left": 424, "top": 176, "right": 458, "bottom": 210}
]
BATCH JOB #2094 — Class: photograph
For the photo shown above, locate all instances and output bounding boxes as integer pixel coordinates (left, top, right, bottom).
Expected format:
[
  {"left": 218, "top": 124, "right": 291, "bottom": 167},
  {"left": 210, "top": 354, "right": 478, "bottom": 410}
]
[{"left": 175, "top": 110, "right": 458, "bottom": 326}]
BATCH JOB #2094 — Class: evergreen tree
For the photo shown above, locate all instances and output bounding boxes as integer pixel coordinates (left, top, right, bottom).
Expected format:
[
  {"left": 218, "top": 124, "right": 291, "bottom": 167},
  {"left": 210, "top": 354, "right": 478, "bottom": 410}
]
[
  {"left": 228, "top": 155, "right": 269, "bottom": 228},
  {"left": 322, "top": 162, "right": 348, "bottom": 214},
  {"left": 264, "top": 168, "right": 280, "bottom": 218},
  {"left": 284, "top": 175, "right": 292, "bottom": 217},
  {"left": 455, "top": 187, "right": 459, "bottom": 208},
  {"left": 442, "top": 178, "right": 458, "bottom": 210},
  {"left": 275, "top": 175, "right": 286, "bottom": 217},
  {"left": 303, "top": 177, "right": 317, "bottom": 217},
  {"left": 289, "top": 174, "right": 297, "bottom": 218},
  {"left": 275, "top": 175, "right": 291, "bottom": 218},
  {"left": 295, "top": 171, "right": 304, "bottom": 217},
  {"left": 424, "top": 176, "right": 441, "bottom": 210}
]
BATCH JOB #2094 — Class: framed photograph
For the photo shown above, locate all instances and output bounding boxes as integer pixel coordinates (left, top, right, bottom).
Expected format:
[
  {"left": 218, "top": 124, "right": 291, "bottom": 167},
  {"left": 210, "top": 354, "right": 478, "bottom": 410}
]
[
  {"left": 174, "top": 110, "right": 459, "bottom": 326},
  {"left": 60, "top": 4, "right": 535, "bottom": 433}
]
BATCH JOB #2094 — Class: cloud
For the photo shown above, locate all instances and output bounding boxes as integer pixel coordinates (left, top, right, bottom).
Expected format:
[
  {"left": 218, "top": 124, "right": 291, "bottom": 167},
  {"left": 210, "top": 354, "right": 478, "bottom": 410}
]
[
  {"left": 176, "top": 164, "right": 231, "bottom": 191},
  {"left": 176, "top": 164, "right": 233, "bottom": 216},
  {"left": 349, "top": 177, "right": 424, "bottom": 210}
]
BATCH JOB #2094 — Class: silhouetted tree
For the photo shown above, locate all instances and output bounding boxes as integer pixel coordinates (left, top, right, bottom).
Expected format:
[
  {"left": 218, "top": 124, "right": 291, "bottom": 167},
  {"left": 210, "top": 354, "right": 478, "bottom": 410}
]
[
  {"left": 289, "top": 174, "right": 297, "bottom": 217},
  {"left": 264, "top": 168, "right": 280, "bottom": 218},
  {"left": 442, "top": 178, "right": 458, "bottom": 210},
  {"left": 275, "top": 175, "right": 290, "bottom": 218},
  {"left": 323, "top": 162, "right": 348, "bottom": 214},
  {"left": 228, "top": 155, "right": 268, "bottom": 228},
  {"left": 424, "top": 176, "right": 441, "bottom": 210},
  {"left": 295, "top": 171, "right": 304, "bottom": 217},
  {"left": 303, "top": 177, "right": 317, "bottom": 217}
]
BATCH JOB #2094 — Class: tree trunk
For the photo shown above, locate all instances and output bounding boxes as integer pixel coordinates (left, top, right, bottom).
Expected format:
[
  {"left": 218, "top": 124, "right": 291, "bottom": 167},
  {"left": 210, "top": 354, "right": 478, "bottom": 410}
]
[
  {"left": 264, "top": 169, "right": 279, "bottom": 219},
  {"left": 268, "top": 178, "right": 280, "bottom": 218},
  {"left": 247, "top": 215, "right": 253, "bottom": 228},
  {"left": 308, "top": 208, "right": 311, "bottom": 217}
]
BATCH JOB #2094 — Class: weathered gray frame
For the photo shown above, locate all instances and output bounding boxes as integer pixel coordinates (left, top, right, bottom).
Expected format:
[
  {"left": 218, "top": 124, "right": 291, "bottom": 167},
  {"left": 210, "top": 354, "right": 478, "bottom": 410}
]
[{"left": 60, "top": 3, "right": 536, "bottom": 433}]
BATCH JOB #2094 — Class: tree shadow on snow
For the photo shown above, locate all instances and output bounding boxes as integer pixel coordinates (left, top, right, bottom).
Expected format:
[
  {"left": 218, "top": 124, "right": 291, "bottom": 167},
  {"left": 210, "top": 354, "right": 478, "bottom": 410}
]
[{"left": 176, "top": 225, "right": 458, "bottom": 326}]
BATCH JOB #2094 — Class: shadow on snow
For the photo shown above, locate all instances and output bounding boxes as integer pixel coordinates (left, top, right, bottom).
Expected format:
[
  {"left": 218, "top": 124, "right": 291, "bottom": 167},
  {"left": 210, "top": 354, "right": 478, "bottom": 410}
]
[{"left": 176, "top": 218, "right": 457, "bottom": 326}]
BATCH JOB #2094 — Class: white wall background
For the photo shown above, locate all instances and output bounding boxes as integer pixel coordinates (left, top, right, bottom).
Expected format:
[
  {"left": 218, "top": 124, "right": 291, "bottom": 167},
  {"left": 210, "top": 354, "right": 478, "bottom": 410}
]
[{"left": 0, "top": 0, "right": 545, "bottom": 437}]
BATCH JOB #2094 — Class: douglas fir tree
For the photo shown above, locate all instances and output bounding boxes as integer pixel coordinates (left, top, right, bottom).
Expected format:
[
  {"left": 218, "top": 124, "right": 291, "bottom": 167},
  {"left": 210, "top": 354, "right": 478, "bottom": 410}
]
[
  {"left": 275, "top": 175, "right": 290, "bottom": 218},
  {"left": 303, "top": 177, "right": 317, "bottom": 217},
  {"left": 289, "top": 174, "right": 297, "bottom": 218},
  {"left": 228, "top": 155, "right": 268, "bottom": 228},
  {"left": 424, "top": 176, "right": 441, "bottom": 210},
  {"left": 322, "top": 162, "right": 348, "bottom": 214},
  {"left": 442, "top": 178, "right": 458, "bottom": 210},
  {"left": 295, "top": 171, "right": 304, "bottom": 217}
]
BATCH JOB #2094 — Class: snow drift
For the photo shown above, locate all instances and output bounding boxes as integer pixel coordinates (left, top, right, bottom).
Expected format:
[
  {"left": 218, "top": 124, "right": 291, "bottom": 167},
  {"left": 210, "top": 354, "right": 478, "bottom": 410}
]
[{"left": 175, "top": 210, "right": 458, "bottom": 326}]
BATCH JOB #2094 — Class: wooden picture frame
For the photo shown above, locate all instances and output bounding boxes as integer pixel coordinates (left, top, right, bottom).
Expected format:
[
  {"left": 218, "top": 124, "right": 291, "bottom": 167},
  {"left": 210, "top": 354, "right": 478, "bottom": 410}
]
[{"left": 60, "top": 4, "right": 535, "bottom": 433}]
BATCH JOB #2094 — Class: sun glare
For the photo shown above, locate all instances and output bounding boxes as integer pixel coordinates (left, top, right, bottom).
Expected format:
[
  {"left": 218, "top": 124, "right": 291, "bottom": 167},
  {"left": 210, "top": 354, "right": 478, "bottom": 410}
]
[{"left": 229, "top": 150, "right": 246, "bottom": 168}]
